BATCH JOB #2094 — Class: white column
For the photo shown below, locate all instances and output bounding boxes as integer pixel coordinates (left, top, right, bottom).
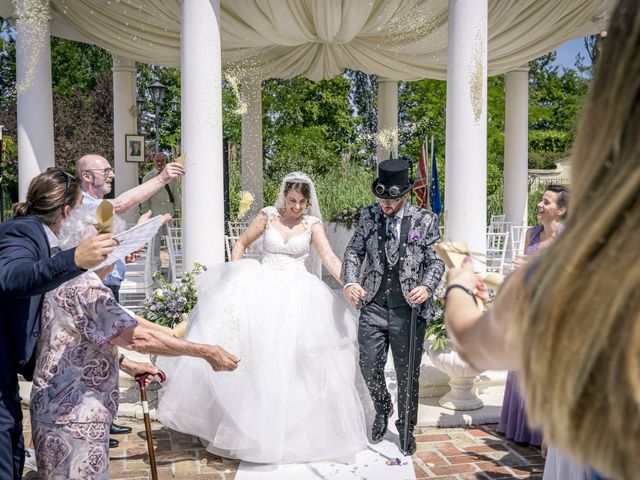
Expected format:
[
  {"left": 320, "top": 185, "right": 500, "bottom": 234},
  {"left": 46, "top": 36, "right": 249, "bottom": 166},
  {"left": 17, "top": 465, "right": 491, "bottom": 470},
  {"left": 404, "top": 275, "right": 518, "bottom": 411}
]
[
  {"left": 181, "top": 0, "right": 224, "bottom": 268},
  {"left": 112, "top": 55, "right": 139, "bottom": 224},
  {"left": 376, "top": 78, "right": 398, "bottom": 162},
  {"left": 444, "top": 0, "right": 488, "bottom": 268},
  {"left": 503, "top": 67, "right": 529, "bottom": 227},
  {"left": 15, "top": 0, "right": 54, "bottom": 200},
  {"left": 241, "top": 78, "right": 263, "bottom": 218}
]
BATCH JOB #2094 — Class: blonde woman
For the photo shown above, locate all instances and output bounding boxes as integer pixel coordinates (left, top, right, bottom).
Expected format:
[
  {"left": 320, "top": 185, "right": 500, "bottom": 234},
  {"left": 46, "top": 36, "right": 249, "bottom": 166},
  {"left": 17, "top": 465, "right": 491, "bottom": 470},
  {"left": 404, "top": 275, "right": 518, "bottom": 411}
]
[{"left": 444, "top": 1, "right": 640, "bottom": 478}]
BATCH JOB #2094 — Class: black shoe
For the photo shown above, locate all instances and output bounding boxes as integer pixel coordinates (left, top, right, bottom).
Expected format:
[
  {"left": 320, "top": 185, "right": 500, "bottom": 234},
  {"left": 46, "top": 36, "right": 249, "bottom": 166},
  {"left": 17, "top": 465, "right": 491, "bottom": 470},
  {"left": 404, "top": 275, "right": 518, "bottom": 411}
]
[
  {"left": 110, "top": 423, "right": 132, "bottom": 435},
  {"left": 109, "top": 438, "right": 119, "bottom": 448},
  {"left": 371, "top": 404, "right": 394, "bottom": 443},
  {"left": 398, "top": 430, "right": 416, "bottom": 456}
]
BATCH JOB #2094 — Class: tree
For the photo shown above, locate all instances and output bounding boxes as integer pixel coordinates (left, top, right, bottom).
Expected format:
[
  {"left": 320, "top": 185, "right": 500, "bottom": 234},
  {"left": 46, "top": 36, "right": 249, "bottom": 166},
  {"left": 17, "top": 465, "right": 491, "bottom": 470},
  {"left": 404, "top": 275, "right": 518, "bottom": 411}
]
[{"left": 347, "top": 70, "right": 378, "bottom": 162}]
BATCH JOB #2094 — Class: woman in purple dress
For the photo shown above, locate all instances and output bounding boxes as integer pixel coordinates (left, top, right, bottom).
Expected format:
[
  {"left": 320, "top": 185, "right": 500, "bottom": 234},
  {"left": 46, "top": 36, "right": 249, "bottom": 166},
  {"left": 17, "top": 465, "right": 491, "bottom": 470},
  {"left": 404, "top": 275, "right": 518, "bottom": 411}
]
[{"left": 497, "top": 185, "right": 569, "bottom": 446}]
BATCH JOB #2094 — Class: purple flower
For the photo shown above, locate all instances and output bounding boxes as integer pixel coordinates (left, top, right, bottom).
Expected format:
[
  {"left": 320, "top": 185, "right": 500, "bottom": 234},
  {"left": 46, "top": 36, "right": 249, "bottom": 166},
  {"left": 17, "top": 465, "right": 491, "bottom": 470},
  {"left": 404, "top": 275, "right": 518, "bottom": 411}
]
[{"left": 408, "top": 229, "right": 421, "bottom": 243}]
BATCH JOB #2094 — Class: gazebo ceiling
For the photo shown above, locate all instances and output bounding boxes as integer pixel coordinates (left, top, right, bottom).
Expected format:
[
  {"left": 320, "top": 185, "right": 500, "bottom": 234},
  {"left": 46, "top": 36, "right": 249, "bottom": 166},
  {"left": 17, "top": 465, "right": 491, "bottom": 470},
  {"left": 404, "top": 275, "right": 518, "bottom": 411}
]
[{"left": 1, "top": 0, "right": 612, "bottom": 80}]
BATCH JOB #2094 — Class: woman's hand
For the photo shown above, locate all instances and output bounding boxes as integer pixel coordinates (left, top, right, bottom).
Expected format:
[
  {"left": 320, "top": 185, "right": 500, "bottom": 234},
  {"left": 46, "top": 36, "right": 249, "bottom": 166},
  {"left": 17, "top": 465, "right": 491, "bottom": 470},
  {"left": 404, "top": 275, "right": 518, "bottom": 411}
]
[
  {"left": 120, "top": 358, "right": 160, "bottom": 386},
  {"left": 446, "top": 257, "right": 490, "bottom": 304},
  {"left": 344, "top": 283, "right": 366, "bottom": 308},
  {"left": 512, "top": 254, "right": 531, "bottom": 269},
  {"left": 202, "top": 345, "right": 240, "bottom": 372}
]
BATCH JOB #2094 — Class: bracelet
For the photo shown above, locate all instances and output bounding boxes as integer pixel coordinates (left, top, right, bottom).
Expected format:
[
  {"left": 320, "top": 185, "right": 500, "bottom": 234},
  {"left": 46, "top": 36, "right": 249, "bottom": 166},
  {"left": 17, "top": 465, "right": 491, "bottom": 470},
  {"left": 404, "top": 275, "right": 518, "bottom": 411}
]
[
  {"left": 444, "top": 284, "right": 478, "bottom": 306},
  {"left": 119, "top": 353, "right": 125, "bottom": 366}
]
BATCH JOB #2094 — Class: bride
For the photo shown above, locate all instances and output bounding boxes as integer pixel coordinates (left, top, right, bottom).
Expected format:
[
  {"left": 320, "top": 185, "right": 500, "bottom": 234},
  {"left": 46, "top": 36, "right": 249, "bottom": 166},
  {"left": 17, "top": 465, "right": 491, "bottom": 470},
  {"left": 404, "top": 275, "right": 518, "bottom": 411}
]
[{"left": 157, "top": 172, "right": 368, "bottom": 464}]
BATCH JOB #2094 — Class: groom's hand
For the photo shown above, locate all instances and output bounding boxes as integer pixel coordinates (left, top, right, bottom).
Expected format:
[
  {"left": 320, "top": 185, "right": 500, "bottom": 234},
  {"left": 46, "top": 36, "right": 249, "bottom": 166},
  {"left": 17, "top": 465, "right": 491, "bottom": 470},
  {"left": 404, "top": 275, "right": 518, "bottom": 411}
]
[
  {"left": 344, "top": 283, "right": 366, "bottom": 308},
  {"left": 203, "top": 345, "right": 240, "bottom": 372},
  {"left": 407, "top": 286, "right": 430, "bottom": 305}
]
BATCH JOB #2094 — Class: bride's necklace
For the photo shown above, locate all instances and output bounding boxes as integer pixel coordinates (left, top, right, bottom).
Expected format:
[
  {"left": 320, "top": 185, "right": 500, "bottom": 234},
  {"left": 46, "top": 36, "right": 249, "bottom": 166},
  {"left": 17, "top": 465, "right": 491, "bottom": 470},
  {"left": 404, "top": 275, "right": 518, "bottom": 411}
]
[{"left": 280, "top": 213, "right": 303, "bottom": 230}]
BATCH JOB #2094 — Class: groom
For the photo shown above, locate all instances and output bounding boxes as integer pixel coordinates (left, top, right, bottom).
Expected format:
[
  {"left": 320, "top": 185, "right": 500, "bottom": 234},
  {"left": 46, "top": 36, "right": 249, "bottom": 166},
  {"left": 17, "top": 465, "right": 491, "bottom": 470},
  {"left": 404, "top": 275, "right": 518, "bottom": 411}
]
[{"left": 342, "top": 158, "right": 444, "bottom": 455}]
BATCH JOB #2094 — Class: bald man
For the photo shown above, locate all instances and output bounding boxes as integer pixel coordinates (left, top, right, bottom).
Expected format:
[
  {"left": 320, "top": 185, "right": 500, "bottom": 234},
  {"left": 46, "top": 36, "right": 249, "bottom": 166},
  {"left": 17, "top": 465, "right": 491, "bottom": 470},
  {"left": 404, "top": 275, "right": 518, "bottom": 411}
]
[
  {"left": 77, "top": 153, "right": 184, "bottom": 216},
  {"left": 76, "top": 153, "right": 184, "bottom": 447},
  {"left": 76, "top": 153, "right": 185, "bottom": 299}
]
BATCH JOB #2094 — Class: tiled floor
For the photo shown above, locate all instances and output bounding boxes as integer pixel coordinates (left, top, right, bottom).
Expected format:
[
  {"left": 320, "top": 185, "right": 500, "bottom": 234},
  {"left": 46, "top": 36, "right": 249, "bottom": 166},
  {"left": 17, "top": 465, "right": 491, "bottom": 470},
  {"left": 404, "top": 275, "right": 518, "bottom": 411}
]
[{"left": 21, "top": 407, "right": 543, "bottom": 479}]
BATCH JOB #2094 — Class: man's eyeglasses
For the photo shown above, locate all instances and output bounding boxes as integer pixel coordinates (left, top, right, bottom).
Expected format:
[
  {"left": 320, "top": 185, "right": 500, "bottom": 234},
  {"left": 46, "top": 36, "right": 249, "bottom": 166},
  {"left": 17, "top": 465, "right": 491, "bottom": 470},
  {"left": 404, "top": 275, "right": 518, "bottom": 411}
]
[
  {"left": 85, "top": 167, "right": 115, "bottom": 176},
  {"left": 46, "top": 167, "right": 76, "bottom": 194}
]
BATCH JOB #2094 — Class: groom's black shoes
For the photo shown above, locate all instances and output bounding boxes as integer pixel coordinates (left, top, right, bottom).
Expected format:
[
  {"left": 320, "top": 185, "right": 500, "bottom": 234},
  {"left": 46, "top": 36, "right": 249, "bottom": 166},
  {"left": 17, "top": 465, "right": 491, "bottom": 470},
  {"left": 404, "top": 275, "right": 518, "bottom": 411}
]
[
  {"left": 110, "top": 423, "right": 132, "bottom": 435},
  {"left": 399, "top": 429, "right": 417, "bottom": 456},
  {"left": 371, "top": 404, "right": 394, "bottom": 443}
]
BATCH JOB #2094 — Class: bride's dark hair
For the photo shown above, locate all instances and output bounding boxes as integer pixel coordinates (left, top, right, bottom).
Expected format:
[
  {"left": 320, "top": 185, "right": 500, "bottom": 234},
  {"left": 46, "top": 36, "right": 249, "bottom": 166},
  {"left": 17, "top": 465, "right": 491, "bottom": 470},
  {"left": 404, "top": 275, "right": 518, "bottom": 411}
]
[{"left": 283, "top": 181, "right": 311, "bottom": 206}]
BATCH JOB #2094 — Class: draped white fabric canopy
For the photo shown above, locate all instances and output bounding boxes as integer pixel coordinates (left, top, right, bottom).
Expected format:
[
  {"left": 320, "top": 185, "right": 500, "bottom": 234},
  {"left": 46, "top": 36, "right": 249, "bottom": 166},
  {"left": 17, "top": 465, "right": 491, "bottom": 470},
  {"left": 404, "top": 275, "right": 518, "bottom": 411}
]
[{"left": 1, "top": 0, "right": 610, "bottom": 80}]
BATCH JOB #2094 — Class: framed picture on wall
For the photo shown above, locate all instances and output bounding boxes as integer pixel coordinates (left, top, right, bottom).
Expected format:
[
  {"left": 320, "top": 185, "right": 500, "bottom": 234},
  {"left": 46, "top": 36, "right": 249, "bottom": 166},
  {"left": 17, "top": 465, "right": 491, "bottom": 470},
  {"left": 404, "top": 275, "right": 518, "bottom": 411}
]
[{"left": 125, "top": 134, "right": 145, "bottom": 163}]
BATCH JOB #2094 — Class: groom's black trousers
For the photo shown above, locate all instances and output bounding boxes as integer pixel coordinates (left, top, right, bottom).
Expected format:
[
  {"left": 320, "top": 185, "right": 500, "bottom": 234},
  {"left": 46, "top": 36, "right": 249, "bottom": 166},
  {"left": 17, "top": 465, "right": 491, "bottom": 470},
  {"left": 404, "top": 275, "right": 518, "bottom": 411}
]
[{"left": 358, "top": 301, "right": 427, "bottom": 432}]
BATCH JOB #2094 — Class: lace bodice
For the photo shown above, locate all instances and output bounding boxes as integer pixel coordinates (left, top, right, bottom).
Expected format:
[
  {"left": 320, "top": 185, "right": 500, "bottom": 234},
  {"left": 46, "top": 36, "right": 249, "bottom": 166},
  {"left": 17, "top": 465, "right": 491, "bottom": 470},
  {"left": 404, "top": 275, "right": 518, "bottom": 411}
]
[{"left": 260, "top": 206, "right": 320, "bottom": 271}]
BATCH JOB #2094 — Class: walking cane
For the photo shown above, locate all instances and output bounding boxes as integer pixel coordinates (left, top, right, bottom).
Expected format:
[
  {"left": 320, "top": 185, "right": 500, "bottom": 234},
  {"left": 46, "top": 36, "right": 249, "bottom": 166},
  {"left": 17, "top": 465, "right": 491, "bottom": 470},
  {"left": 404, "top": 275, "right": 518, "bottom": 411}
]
[
  {"left": 402, "top": 306, "right": 418, "bottom": 455},
  {"left": 135, "top": 370, "right": 166, "bottom": 480}
]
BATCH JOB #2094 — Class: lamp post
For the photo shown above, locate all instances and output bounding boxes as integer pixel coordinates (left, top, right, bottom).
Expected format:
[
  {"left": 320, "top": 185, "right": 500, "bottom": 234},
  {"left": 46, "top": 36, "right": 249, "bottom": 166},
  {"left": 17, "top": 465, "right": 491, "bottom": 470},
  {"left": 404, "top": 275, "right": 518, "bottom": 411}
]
[{"left": 148, "top": 79, "right": 167, "bottom": 155}]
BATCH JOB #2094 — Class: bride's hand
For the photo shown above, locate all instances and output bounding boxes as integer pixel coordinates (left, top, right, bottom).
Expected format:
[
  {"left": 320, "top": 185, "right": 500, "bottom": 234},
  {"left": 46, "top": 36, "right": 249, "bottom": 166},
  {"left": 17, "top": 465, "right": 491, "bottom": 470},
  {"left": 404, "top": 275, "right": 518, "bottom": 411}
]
[
  {"left": 203, "top": 345, "right": 240, "bottom": 372},
  {"left": 344, "top": 284, "right": 366, "bottom": 308}
]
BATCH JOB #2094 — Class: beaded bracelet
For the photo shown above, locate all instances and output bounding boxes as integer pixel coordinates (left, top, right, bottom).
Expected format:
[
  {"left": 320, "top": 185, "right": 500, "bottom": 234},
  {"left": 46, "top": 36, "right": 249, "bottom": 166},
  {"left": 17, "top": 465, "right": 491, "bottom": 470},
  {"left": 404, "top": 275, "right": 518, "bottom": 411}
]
[{"left": 444, "top": 284, "right": 478, "bottom": 306}]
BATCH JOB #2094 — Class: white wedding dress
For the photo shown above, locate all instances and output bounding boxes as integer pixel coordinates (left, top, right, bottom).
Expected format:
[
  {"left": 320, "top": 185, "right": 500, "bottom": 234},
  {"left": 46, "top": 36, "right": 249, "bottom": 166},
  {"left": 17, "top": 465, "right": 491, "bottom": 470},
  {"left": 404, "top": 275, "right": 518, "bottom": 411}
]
[{"left": 157, "top": 207, "right": 367, "bottom": 464}]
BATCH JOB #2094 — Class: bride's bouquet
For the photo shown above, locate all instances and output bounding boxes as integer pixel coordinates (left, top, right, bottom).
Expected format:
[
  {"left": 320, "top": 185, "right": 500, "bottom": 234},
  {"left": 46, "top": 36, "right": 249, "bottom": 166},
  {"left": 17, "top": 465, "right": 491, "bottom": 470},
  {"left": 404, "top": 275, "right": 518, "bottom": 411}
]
[{"left": 142, "top": 263, "right": 206, "bottom": 328}]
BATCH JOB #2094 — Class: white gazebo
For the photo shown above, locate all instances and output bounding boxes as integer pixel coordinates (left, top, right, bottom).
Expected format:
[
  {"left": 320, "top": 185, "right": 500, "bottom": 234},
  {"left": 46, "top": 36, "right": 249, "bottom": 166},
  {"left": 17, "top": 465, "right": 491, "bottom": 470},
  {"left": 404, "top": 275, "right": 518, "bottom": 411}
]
[{"left": 0, "top": 0, "right": 611, "bottom": 269}]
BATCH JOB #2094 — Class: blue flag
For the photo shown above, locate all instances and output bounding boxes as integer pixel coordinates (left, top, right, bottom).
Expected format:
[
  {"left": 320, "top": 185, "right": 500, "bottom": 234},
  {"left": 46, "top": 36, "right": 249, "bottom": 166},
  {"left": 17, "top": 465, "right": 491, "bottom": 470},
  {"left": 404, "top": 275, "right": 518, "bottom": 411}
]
[{"left": 429, "top": 138, "right": 443, "bottom": 215}]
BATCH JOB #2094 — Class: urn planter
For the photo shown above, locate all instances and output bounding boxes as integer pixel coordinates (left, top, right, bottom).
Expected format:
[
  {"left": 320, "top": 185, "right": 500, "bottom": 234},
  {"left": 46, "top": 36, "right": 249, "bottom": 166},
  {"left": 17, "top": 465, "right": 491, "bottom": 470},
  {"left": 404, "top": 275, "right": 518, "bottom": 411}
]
[{"left": 425, "top": 337, "right": 484, "bottom": 411}]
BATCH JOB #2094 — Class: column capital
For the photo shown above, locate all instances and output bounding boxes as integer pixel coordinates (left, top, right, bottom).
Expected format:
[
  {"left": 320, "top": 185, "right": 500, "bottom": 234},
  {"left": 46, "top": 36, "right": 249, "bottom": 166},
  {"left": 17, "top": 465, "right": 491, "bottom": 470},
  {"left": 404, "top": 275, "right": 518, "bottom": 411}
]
[
  {"left": 376, "top": 77, "right": 397, "bottom": 85},
  {"left": 13, "top": 0, "right": 51, "bottom": 22},
  {"left": 507, "top": 65, "right": 530, "bottom": 74},
  {"left": 112, "top": 56, "right": 137, "bottom": 74}
]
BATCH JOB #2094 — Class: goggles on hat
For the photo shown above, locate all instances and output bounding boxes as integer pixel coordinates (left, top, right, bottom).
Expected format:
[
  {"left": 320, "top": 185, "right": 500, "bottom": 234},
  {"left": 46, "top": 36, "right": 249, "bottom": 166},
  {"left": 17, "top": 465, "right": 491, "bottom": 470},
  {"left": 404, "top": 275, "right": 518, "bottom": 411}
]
[{"left": 374, "top": 184, "right": 402, "bottom": 197}]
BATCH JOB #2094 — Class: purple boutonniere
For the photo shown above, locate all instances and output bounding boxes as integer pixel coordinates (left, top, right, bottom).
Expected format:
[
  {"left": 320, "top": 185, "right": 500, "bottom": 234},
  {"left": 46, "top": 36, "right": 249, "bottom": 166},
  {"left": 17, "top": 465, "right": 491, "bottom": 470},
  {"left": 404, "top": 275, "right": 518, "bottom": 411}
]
[{"left": 408, "top": 229, "right": 421, "bottom": 243}]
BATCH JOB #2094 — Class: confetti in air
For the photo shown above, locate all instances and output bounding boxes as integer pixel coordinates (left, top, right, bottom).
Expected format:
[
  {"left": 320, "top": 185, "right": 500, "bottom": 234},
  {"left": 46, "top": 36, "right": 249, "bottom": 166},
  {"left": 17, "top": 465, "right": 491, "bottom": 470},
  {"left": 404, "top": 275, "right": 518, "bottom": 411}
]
[{"left": 224, "top": 73, "right": 248, "bottom": 115}]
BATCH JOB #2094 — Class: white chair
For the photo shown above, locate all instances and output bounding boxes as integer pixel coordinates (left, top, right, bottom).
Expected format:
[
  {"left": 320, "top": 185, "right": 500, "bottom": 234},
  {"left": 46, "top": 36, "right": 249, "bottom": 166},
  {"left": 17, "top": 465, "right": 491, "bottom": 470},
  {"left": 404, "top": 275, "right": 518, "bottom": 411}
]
[
  {"left": 224, "top": 235, "right": 262, "bottom": 260},
  {"left": 486, "top": 231, "right": 510, "bottom": 275},
  {"left": 119, "top": 235, "right": 155, "bottom": 312},
  {"left": 227, "top": 220, "right": 249, "bottom": 237},
  {"left": 487, "top": 220, "right": 518, "bottom": 234},
  {"left": 510, "top": 225, "right": 529, "bottom": 261},
  {"left": 166, "top": 219, "right": 183, "bottom": 282},
  {"left": 490, "top": 214, "right": 505, "bottom": 225}
]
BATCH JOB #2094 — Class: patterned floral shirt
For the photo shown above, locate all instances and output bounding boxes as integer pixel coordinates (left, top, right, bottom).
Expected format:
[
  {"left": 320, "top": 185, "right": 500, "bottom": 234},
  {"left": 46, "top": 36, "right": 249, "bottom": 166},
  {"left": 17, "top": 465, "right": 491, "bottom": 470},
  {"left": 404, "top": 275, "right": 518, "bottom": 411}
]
[{"left": 30, "top": 272, "right": 137, "bottom": 425}]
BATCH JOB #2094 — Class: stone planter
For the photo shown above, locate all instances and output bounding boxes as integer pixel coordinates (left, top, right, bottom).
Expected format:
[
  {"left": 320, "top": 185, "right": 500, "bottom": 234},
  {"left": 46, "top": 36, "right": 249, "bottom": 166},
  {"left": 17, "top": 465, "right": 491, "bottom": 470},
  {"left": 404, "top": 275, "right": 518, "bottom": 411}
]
[{"left": 425, "top": 337, "right": 483, "bottom": 411}]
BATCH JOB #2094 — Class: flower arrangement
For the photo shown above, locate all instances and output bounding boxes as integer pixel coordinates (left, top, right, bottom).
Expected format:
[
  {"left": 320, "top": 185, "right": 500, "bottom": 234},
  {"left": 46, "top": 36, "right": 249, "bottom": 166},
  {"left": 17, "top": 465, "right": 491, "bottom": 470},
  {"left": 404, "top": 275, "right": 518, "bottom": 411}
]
[
  {"left": 142, "top": 263, "right": 206, "bottom": 327},
  {"left": 424, "top": 283, "right": 447, "bottom": 351}
]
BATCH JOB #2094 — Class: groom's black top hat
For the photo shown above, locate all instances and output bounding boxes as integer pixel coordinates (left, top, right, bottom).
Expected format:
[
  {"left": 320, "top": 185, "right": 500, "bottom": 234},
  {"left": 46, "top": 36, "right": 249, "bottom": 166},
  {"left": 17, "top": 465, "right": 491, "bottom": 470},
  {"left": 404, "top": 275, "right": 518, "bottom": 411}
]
[{"left": 372, "top": 159, "right": 413, "bottom": 199}]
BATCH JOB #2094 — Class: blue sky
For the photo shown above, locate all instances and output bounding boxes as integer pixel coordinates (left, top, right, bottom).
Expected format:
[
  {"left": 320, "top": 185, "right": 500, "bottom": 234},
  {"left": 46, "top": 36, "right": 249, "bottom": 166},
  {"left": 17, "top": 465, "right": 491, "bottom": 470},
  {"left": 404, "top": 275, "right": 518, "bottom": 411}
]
[{"left": 553, "top": 37, "right": 590, "bottom": 70}]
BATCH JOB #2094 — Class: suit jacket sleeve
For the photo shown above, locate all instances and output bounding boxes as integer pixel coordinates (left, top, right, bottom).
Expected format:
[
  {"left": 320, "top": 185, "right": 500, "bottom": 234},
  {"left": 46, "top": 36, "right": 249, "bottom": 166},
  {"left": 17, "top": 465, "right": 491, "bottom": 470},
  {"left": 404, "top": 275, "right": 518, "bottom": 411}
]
[
  {"left": 341, "top": 207, "right": 370, "bottom": 285},
  {"left": 0, "top": 221, "right": 83, "bottom": 298},
  {"left": 419, "top": 213, "right": 445, "bottom": 296}
]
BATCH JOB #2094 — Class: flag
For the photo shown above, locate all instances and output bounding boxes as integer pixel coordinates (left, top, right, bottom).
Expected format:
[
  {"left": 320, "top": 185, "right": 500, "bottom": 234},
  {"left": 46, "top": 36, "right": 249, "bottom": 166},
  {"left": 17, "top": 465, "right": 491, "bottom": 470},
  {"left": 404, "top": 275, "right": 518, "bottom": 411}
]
[
  {"left": 412, "top": 138, "right": 429, "bottom": 208},
  {"left": 429, "top": 137, "right": 443, "bottom": 215}
]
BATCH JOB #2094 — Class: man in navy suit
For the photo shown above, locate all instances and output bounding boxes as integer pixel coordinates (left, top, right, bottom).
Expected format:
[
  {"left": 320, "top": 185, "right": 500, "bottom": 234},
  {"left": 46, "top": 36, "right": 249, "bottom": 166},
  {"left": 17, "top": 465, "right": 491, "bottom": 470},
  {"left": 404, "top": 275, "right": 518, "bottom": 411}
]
[{"left": 0, "top": 169, "right": 117, "bottom": 480}]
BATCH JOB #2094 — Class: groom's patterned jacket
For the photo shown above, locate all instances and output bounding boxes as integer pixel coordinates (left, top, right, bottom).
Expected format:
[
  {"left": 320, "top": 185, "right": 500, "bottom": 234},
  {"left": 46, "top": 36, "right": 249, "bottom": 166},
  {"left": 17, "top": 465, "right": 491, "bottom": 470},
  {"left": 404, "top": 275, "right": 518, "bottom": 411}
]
[{"left": 342, "top": 202, "right": 445, "bottom": 320}]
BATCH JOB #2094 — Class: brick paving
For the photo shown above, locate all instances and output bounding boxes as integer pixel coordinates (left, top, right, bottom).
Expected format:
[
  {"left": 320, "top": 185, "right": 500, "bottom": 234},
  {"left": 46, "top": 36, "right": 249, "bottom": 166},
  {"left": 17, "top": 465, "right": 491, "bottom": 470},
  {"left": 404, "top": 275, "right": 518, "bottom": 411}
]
[{"left": 21, "top": 406, "right": 544, "bottom": 479}]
